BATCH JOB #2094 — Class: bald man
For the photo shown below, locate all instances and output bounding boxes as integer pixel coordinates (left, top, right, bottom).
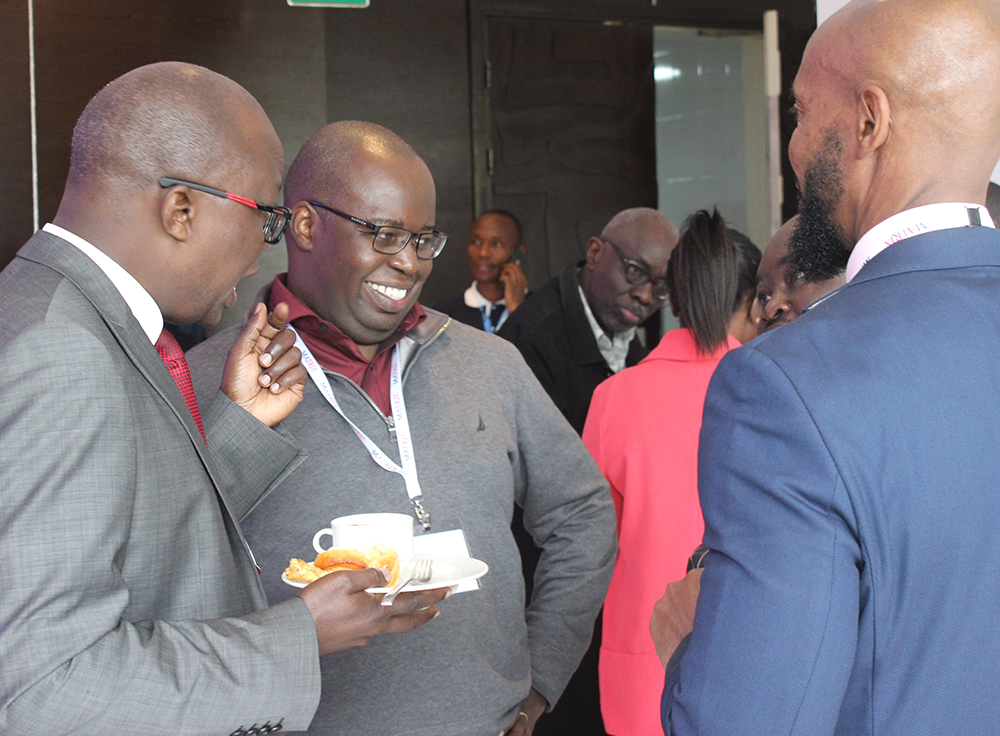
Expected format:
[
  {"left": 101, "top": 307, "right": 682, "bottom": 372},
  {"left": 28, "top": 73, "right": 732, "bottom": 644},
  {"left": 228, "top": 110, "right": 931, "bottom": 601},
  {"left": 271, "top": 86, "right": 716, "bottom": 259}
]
[
  {"left": 750, "top": 215, "right": 845, "bottom": 334},
  {"left": 187, "top": 121, "right": 615, "bottom": 736},
  {"left": 496, "top": 208, "right": 676, "bottom": 736},
  {"left": 0, "top": 64, "right": 443, "bottom": 736},
  {"left": 654, "top": 1, "right": 1000, "bottom": 733},
  {"left": 498, "top": 208, "right": 679, "bottom": 436}
]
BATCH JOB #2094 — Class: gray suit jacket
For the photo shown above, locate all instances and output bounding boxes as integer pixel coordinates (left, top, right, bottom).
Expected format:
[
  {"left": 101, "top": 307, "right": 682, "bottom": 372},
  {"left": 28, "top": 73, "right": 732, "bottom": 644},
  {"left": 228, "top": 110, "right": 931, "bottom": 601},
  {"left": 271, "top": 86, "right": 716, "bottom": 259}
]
[{"left": 0, "top": 232, "right": 320, "bottom": 735}]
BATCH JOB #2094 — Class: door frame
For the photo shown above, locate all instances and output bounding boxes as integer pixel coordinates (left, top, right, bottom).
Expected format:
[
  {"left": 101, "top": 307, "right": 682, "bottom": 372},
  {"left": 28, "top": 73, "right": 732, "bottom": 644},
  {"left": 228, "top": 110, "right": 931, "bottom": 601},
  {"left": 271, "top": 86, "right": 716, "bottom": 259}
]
[{"left": 468, "top": 0, "right": 816, "bottom": 226}]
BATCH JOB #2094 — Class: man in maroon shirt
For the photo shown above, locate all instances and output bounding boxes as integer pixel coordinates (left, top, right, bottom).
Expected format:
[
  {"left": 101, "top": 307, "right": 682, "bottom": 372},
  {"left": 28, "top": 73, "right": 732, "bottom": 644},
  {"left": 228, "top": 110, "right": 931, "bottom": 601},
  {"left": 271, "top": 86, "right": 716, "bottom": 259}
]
[{"left": 189, "top": 119, "right": 615, "bottom": 736}]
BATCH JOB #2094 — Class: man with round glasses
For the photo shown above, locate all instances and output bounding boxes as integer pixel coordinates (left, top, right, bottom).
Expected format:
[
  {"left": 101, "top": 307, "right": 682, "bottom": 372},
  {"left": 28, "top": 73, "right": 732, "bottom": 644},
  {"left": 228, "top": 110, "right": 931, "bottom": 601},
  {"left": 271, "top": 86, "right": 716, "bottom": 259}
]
[
  {"left": 494, "top": 207, "right": 676, "bottom": 735},
  {"left": 188, "top": 120, "right": 615, "bottom": 736},
  {"left": 498, "top": 207, "right": 679, "bottom": 436}
]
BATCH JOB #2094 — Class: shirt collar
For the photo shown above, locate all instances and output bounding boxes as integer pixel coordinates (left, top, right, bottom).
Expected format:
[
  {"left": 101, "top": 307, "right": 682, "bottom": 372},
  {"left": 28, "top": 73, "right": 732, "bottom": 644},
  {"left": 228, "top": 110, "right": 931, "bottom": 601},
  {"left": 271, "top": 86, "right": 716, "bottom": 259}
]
[
  {"left": 577, "top": 282, "right": 635, "bottom": 373},
  {"left": 463, "top": 281, "right": 505, "bottom": 309},
  {"left": 846, "top": 202, "right": 995, "bottom": 282},
  {"left": 43, "top": 223, "right": 163, "bottom": 344},
  {"left": 269, "top": 273, "right": 426, "bottom": 363}
]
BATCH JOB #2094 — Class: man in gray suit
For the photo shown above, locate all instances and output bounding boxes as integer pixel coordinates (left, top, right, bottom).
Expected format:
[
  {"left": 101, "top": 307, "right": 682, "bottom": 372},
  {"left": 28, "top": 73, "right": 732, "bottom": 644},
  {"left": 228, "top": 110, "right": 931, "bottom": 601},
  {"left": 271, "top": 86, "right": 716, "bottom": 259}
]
[{"left": 0, "top": 62, "right": 445, "bottom": 736}]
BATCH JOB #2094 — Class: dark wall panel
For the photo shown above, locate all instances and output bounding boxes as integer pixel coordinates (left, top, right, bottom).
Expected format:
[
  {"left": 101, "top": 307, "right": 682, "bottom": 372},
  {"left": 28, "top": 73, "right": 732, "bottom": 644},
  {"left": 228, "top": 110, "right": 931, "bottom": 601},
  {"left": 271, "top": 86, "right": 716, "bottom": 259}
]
[
  {"left": 3, "top": 0, "right": 814, "bottom": 312},
  {"left": 324, "top": 0, "right": 476, "bottom": 306},
  {"left": 25, "top": 0, "right": 327, "bottom": 332},
  {"left": 487, "top": 18, "right": 657, "bottom": 285},
  {"left": 471, "top": 0, "right": 817, "bottom": 230},
  {"left": 0, "top": 0, "right": 33, "bottom": 265}
]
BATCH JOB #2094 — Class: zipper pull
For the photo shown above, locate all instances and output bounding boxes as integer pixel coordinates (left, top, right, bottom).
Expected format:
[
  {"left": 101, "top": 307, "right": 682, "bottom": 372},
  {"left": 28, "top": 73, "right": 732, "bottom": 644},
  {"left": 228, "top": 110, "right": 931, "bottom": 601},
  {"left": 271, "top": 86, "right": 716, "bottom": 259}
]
[{"left": 386, "top": 414, "right": 397, "bottom": 443}]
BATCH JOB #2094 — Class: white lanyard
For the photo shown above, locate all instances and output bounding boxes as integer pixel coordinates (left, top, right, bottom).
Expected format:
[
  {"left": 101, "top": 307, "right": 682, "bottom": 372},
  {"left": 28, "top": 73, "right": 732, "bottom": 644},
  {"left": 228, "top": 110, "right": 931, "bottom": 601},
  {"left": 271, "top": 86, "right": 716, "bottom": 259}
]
[
  {"left": 846, "top": 203, "right": 995, "bottom": 282},
  {"left": 290, "top": 328, "right": 431, "bottom": 530}
]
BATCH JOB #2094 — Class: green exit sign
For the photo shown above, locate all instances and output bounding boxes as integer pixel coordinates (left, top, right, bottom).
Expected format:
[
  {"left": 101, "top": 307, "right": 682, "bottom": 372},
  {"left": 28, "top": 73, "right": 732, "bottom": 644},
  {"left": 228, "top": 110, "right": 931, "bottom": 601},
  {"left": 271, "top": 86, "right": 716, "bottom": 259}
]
[{"left": 286, "top": 0, "right": 369, "bottom": 6}]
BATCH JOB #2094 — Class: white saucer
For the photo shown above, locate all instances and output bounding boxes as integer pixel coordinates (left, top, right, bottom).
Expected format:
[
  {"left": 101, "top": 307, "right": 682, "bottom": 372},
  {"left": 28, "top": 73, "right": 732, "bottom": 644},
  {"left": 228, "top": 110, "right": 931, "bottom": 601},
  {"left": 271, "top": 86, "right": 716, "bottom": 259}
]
[{"left": 281, "top": 553, "right": 489, "bottom": 593}]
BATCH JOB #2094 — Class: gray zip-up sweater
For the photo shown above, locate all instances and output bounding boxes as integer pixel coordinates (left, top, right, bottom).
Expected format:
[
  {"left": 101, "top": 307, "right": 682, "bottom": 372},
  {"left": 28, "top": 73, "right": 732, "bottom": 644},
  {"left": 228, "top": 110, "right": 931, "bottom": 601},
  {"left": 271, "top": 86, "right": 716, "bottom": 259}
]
[{"left": 189, "top": 307, "right": 616, "bottom": 736}]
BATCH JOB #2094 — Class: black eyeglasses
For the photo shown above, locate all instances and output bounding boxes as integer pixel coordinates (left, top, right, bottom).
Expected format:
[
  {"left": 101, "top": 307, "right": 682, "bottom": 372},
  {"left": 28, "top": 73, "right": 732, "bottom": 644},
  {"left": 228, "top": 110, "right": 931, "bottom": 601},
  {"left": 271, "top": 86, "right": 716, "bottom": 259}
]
[
  {"left": 159, "top": 177, "right": 292, "bottom": 245},
  {"left": 309, "top": 201, "right": 448, "bottom": 260},
  {"left": 603, "top": 239, "right": 670, "bottom": 300}
]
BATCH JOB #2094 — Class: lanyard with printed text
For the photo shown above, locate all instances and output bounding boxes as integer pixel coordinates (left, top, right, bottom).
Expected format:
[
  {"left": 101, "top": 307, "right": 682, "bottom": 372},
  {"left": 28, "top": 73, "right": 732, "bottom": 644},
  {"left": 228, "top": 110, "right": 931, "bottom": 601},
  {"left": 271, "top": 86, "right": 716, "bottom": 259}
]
[
  {"left": 846, "top": 203, "right": 995, "bottom": 282},
  {"left": 289, "top": 328, "right": 431, "bottom": 530}
]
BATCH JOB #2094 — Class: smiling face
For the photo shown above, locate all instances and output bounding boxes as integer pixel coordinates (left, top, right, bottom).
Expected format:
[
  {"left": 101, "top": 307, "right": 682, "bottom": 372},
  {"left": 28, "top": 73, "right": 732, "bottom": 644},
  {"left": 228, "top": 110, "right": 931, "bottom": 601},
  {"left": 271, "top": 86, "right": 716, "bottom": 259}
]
[
  {"left": 467, "top": 213, "right": 520, "bottom": 287},
  {"left": 287, "top": 145, "right": 436, "bottom": 355}
]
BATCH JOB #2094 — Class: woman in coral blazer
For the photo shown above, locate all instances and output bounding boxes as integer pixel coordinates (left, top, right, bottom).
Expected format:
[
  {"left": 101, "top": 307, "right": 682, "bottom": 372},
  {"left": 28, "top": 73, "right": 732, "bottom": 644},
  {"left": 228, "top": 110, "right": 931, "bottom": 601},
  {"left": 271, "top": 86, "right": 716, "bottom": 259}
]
[{"left": 582, "top": 210, "right": 760, "bottom": 736}]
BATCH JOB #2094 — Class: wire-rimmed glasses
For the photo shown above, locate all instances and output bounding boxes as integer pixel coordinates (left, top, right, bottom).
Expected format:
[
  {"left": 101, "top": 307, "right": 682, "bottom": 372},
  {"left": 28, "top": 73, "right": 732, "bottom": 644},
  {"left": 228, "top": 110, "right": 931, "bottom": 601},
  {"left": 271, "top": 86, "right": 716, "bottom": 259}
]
[
  {"left": 309, "top": 201, "right": 448, "bottom": 260},
  {"left": 159, "top": 177, "right": 291, "bottom": 244},
  {"left": 603, "top": 238, "right": 670, "bottom": 300}
]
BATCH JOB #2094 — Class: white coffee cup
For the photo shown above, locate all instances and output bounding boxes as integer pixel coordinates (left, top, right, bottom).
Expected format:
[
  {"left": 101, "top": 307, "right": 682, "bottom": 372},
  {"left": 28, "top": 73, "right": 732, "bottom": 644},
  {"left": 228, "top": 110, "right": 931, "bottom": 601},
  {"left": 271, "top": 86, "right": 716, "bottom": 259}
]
[{"left": 312, "top": 512, "right": 414, "bottom": 560}]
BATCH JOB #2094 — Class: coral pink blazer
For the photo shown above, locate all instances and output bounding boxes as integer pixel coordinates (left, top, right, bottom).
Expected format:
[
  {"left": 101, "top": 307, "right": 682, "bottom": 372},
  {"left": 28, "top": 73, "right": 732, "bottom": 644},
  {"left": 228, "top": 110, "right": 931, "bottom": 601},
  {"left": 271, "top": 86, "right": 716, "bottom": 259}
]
[{"left": 583, "top": 328, "right": 740, "bottom": 736}]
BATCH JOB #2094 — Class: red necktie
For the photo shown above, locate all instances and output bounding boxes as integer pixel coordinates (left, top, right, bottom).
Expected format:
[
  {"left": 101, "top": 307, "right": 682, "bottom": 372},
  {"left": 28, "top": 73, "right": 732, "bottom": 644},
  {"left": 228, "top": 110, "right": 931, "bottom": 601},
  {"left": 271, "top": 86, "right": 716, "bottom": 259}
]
[{"left": 155, "top": 328, "right": 206, "bottom": 443}]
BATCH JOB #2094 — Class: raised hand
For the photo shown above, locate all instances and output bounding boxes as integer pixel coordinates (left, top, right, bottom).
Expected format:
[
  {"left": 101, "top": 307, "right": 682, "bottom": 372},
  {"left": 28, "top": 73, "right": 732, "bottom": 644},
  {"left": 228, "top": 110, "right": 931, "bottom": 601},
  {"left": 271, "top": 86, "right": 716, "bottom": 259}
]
[
  {"left": 500, "top": 262, "right": 529, "bottom": 312},
  {"left": 221, "top": 302, "right": 306, "bottom": 426}
]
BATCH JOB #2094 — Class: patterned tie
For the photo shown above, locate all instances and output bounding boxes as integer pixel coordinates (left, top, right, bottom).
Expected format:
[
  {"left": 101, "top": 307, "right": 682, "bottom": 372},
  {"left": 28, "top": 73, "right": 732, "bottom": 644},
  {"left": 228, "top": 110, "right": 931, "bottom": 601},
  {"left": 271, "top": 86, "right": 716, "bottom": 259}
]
[{"left": 155, "top": 328, "right": 206, "bottom": 443}]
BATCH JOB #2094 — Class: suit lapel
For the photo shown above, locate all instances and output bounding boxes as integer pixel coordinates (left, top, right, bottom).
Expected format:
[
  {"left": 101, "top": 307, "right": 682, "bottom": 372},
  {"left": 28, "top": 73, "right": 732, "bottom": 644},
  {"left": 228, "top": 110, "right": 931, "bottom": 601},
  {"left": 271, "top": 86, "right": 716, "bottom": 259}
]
[
  {"left": 558, "top": 262, "right": 607, "bottom": 367},
  {"left": 17, "top": 232, "right": 264, "bottom": 596}
]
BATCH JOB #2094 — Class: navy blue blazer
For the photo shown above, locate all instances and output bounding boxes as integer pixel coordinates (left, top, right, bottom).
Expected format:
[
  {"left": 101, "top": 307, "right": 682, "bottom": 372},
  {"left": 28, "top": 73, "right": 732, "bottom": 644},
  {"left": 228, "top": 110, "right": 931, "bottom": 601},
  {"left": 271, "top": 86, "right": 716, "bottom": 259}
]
[{"left": 663, "top": 225, "right": 1000, "bottom": 735}]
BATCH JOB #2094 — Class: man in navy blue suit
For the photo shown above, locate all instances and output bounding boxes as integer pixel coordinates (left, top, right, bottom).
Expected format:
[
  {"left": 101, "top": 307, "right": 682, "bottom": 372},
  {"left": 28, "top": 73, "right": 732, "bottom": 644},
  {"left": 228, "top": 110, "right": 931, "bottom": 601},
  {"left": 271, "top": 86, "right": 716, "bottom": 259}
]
[{"left": 655, "top": 0, "right": 1000, "bottom": 734}]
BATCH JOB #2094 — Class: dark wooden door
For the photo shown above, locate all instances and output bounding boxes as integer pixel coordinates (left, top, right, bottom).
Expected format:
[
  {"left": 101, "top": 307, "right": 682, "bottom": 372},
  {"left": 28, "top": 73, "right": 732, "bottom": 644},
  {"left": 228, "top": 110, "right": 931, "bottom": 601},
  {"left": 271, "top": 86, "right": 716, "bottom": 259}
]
[{"left": 485, "top": 17, "right": 658, "bottom": 288}]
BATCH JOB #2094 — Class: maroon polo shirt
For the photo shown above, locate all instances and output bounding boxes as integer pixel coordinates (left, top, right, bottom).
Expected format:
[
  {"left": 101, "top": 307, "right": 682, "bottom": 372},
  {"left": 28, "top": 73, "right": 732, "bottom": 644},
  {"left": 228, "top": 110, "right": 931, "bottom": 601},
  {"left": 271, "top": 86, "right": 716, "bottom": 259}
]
[{"left": 269, "top": 274, "right": 426, "bottom": 416}]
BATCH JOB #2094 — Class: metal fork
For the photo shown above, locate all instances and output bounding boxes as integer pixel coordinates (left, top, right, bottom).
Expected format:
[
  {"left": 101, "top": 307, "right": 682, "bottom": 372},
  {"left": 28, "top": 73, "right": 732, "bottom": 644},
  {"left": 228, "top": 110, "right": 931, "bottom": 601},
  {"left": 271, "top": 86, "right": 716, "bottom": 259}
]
[{"left": 380, "top": 557, "right": 434, "bottom": 606}]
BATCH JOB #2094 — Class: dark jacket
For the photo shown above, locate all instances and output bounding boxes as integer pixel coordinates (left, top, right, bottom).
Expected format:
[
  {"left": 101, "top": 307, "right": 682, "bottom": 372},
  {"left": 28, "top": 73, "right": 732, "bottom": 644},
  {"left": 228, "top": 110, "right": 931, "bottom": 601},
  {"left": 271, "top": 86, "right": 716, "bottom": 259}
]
[
  {"left": 432, "top": 294, "right": 483, "bottom": 329},
  {"left": 498, "top": 262, "right": 647, "bottom": 435}
]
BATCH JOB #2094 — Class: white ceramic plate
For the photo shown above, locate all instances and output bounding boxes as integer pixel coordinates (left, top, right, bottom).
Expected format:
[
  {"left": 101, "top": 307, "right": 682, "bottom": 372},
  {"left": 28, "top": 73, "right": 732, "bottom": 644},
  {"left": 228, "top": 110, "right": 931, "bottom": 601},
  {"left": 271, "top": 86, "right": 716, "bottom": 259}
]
[{"left": 281, "top": 553, "right": 489, "bottom": 593}]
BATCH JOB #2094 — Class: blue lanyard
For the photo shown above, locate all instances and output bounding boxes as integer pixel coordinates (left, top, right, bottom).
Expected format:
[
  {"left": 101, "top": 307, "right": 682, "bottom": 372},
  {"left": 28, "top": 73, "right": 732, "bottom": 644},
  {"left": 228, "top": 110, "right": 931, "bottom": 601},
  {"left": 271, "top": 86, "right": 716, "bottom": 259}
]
[{"left": 479, "top": 304, "right": 509, "bottom": 334}]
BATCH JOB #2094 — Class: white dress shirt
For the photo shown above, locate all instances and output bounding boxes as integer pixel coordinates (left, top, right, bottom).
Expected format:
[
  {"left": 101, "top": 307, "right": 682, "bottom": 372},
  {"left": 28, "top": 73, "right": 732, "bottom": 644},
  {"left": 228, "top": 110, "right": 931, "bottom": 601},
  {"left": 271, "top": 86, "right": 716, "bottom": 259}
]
[{"left": 43, "top": 223, "right": 163, "bottom": 344}]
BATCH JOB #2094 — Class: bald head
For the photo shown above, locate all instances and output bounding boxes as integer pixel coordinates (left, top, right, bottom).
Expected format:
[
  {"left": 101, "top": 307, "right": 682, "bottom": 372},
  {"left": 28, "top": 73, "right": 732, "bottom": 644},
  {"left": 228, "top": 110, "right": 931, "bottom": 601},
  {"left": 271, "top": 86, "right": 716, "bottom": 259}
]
[
  {"left": 600, "top": 207, "right": 679, "bottom": 247},
  {"left": 52, "top": 62, "right": 285, "bottom": 327},
  {"left": 821, "top": 0, "right": 1000, "bottom": 161},
  {"left": 580, "top": 207, "right": 678, "bottom": 335},
  {"left": 786, "top": 0, "right": 1000, "bottom": 274},
  {"left": 284, "top": 121, "right": 422, "bottom": 212},
  {"left": 283, "top": 122, "right": 437, "bottom": 357},
  {"left": 68, "top": 61, "right": 275, "bottom": 194}
]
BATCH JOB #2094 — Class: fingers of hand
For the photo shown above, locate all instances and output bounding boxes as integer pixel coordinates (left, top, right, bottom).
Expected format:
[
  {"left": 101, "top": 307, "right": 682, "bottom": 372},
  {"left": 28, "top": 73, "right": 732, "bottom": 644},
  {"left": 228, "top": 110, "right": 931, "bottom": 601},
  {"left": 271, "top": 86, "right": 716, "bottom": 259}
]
[
  {"left": 300, "top": 570, "right": 446, "bottom": 654},
  {"left": 261, "top": 302, "right": 290, "bottom": 340},
  {"left": 258, "top": 346, "right": 305, "bottom": 392},
  {"left": 257, "top": 325, "right": 298, "bottom": 368},
  {"left": 651, "top": 569, "right": 703, "bottom": 665},
  {"left": 348, "top": 566, "right": 392, "bottom": 592},
  {"left": 505, "top": 710, "right": 530, "bottom": 736},
  {"left": 387, "top": 585, "right": 450, "bottom": 612},
  {"left": 235, "top": 303, "right": 268, "bottom": 354},
  {"left": 380, "top": 586, "right": 450, "bottom": 633}
]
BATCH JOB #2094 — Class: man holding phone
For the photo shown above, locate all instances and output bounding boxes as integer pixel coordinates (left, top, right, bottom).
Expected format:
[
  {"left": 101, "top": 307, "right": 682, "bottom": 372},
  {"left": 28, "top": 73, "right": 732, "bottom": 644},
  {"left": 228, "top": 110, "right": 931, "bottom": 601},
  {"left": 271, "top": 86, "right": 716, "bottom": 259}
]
[{"left": 435, "top": 210, "right": 528, "bottom": 334}]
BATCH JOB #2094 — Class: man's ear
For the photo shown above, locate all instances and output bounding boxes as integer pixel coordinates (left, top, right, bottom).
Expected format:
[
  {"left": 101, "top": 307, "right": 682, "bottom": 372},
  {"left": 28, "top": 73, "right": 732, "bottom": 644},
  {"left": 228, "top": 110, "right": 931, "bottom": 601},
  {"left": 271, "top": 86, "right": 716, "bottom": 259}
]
[
  {"left": 287, "top": 202, "right": 316, "bottom": 252},
  {"left": 584, "top": 236, "right": 603, "bottom": 269},
  {"left": 160, "top": 186, "right": 195, "bottom": 242},
  {"left": 858, "top": 84, "right": 891, "bottom": 155}
]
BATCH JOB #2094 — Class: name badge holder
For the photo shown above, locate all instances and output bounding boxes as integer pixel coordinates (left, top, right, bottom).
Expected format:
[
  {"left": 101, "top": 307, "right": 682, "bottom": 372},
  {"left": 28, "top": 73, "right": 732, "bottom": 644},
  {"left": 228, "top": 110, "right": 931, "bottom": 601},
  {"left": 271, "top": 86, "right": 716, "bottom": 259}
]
[{"left": 290, "top": 328, "right": 431, "bottom": 531}]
